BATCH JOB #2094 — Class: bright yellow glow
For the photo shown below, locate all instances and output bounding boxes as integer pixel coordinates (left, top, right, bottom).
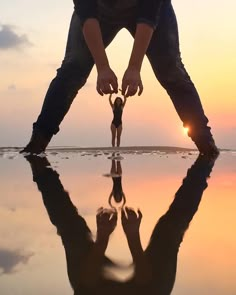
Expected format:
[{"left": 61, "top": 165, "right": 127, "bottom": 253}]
[{"left": 183, "top": 127, "right": 189, "bottom": 136}]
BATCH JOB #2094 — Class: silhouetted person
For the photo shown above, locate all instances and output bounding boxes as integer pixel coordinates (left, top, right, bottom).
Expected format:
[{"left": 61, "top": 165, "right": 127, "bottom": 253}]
[
  {"left": 21, "top": 0, "right": 218, "bottom": 156},
  {"left": 25, "top": 153, "right": 217, "bottom": 294}
]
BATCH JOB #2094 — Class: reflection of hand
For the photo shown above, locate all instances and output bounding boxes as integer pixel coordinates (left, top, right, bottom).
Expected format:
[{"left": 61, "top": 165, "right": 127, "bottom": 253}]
[
  {"left": 121, "top": 67, "right": 143, "bottom": 97},
  {"left": 121, "top": 207, "right": 142, "bottom": 237},
  {"left": 97, "top": 66, "right": 118, "bottom": 96},
  {"left": 96, "top": 207, "right": 117, "bottom": 241}
]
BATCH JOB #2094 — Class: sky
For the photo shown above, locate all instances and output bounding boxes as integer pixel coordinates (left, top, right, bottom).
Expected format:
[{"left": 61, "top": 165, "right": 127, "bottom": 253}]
[{"left": 0, "top": 0, "right": 236, "bottom": 149}]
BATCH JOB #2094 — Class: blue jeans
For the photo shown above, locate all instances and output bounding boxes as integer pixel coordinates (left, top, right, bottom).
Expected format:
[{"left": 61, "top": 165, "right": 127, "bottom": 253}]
[{"left": 33, "top": 1, "right": 213, "bottom": 144}]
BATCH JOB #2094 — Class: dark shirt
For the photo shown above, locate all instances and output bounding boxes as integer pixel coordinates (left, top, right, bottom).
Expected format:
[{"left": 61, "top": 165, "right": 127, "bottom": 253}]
[{"left": 73, "top": 0, "right": 166, "bottom": 29}]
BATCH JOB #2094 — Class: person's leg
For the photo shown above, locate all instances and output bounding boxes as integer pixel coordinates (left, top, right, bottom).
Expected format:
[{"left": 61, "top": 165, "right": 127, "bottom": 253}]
[
  {"left": 22, "top": 12, "right": 120, "bottom": 153},
  {"left": 111, "top": 124, "right": 117, "bottom": 147},
  {"left": 116, "top": 125, "right": 123, "bottom": 147},
  {"left": 127, "top": 3, "right": 218, "bottom": 155}
]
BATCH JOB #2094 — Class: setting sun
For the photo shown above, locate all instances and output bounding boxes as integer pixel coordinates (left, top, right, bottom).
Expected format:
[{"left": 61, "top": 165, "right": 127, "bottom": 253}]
[{"left": 183, "top": 127, "right": 189, "bottom": 136}]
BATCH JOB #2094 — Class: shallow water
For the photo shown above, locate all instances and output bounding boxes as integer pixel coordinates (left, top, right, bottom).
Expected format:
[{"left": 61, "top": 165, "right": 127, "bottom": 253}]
[{"left": 0, "top": 149, "right": 236, "bottom": 295}]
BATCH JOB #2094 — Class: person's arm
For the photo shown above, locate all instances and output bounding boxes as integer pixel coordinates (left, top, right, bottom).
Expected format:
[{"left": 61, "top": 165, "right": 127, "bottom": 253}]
[
  {"left": 81, "top": 208, "right": 117, "bottom": 285},
  {"left": 83, "top": 20, "right": 118, "bottom": 95},
  {"left": 126, "top": 234, "right": 152, "bottom": 284},
  {"left": 122, "top": 95, "right": 127, "bottom": 108},
  {"left": 122, "top": 0, "right": 164, "bottom": 97},
  {"left": 109, "top": 93, "right": 113, "bottom": 108},
  {"left": 73, "top": 1, "right": 118, "bottom": 95},
  {"left": 81, "top": 235, "right": 109, "bottom": 286},
  {"left": 122, "top": 23, "right": 153, "bottom": 97}
]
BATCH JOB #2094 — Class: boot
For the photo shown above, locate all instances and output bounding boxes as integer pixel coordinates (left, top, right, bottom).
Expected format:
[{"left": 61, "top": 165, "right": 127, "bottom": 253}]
[{"left": 20, "top": 132, "right": 51, "bottom": 154}]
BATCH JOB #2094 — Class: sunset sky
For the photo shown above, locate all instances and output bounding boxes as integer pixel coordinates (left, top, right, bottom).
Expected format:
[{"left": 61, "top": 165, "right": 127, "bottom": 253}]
[{"left": 0, "top": 0, "right": 236, "bottom": 149}]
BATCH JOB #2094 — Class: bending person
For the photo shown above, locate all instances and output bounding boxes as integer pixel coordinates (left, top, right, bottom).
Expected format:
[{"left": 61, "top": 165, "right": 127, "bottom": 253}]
[{"left": 21, "top": 1, "right": 218, "bottom": 156}]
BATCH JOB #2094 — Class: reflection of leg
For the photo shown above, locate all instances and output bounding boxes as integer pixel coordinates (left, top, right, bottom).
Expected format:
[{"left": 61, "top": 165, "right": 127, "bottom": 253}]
[
  {"left": 26, "top": 155, "right": 93, "bottom": 290},
  {"left": 116, "top": 125, "right": 122, "bottom": 147},
  {"left": 145, "top": 155, "right": 216, "bottom": 294},
  {"left": 111, "top": 124, "right": 117, "bottom": 147}
]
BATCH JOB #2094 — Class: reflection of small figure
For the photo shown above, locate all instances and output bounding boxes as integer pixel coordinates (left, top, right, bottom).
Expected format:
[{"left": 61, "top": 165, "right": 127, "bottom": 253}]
[
  {"left": 25, "top": 153, "right": 217, "bottom": 294},
  {"left": 109, "top": 159, "right": 126, "bottom": 207},
  {"left": 109, "top": 93, "right": 127, "bottom": 147}
]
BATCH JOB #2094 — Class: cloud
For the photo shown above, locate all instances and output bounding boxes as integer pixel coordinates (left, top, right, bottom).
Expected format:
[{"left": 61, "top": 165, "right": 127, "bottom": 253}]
[
  {"left": 0, "top": 248, "right": 33, "bottom": 275},
  {"left": 0, "top": 25, "right": 31, "bottom": 50},
  {"left": 8, "top": 84, "right": 16, "bottom": 90}
]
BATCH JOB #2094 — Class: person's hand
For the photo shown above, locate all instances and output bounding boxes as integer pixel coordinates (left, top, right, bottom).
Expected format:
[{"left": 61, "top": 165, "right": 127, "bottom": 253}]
[
  {"left": 121, "top": 67, "right": 143, "bottom": 97},
  {"left": 96, "top": 207, "right": 117, "bottom": 241},
  {"left": 121, "top": 207, "right": 142, "bottom": 237},
  {"left": 97, "top": 66, "right": 118, "bottom": 96}
]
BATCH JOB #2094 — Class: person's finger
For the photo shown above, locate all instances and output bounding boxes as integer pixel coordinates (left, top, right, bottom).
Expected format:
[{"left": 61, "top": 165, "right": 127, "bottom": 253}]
[
  {"left": 97, "top": 207, "right": 104, "bottom": 214},
  {"left": 137, "top": 209, "right": 143, "bottom": 220},
  {"left": 126, "top": 84, "right": 138, "bottom": 97},
  {"left": 126, "top": 207, "right": 137, "bottom": 218},
  {"left": 112, "top": 211, "right": 118, "bottom": 219},
  {"left": 107, "top": 209, "right": 115, "bottom": 218},
  {"left": 126, "top": 206, "right": 135, "bottom": 212},
  {"left": 121, "top": 208, "right": 127, "bottom": 220},
  {"left": 110, "top": 78, "right": 118, "bottom": 94},
  {"left": 103, "top": 210, "right": 111, "bottom": 216},
  {"left": 121, "top": 79, "right": 129, "bottom": 97},
  {"left": 111, "top": 212, "right": 118, "bottom": 223},
  {"left": 96, "top": 84, "right": 104, "bottom": 96},
  {"left": 101, "top": 82, "right": 112, "bottom": 95},
  {"left": 138, "top": 81, "right": 143, "bottom": 96}
]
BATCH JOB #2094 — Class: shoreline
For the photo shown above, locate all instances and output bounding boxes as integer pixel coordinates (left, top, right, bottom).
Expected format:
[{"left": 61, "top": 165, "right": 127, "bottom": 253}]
[{"left": 0, "top": 146, "right": 233, "bottom": 153}]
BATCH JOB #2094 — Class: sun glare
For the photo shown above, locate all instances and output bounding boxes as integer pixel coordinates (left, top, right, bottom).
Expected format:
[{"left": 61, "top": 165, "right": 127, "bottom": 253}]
[{"left": 183, "top": 127, "right": 189, "bottom": 136}]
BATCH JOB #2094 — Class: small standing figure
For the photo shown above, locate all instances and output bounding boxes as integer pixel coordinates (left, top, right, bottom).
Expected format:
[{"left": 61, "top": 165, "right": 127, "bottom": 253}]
[{"left": 109, "top": 92, "right": 127, "bottom": 147}]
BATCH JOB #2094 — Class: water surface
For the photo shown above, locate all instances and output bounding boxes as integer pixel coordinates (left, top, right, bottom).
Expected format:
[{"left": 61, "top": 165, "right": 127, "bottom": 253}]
[{"left": 0, "top": 148, "right": 235, "bottom": 294}]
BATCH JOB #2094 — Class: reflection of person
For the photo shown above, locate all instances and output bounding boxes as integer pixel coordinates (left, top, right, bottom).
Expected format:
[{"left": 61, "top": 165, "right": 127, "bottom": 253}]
[
  {"left": 109, "top": 93, "right": 127, "bottom": 147},
  {"left": 25, "top": 153, "right": 217, "bottom": 294},
  {"left": 108, "top": 159, "right": 126, "bottom": 207},
  {"left": 21, "top": 1, "right": 218, "bottom": 156}
]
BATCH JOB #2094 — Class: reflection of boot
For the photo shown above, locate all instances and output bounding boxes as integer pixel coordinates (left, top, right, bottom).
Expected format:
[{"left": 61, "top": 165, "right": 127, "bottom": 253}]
[
  {"left": 195, "top": 138, "right": 219, "bottom": 158},
  {"left": 20, "top": 131, "right": 51, "bottom": 154},
  {"left": 24, "top": 154, "right": 51, "bottom": 178}
]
